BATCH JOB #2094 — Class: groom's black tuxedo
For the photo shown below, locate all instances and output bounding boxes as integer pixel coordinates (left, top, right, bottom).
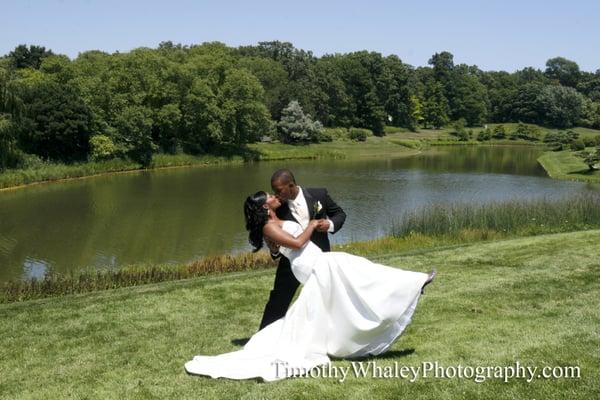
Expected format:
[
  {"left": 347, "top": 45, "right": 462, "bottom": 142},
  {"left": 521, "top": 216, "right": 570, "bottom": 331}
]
[{"left": 258, "top": 187, "right": 346, "bottom": 330}]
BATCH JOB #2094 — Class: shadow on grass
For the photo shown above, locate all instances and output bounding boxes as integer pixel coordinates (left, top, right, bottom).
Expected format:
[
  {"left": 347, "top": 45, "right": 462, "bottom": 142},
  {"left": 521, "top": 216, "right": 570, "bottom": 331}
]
[
  {"left": 230, "top": 338, "right": 416, "bottom": 362},
  {"left": 569, "top": 168, "right": 599, "bottom": 175},
  {"left": 331, "top": 348, "right": 416, "bottom": 362},
  {"left": 231, "top": 338, "right": 251, "bottom": 346}
]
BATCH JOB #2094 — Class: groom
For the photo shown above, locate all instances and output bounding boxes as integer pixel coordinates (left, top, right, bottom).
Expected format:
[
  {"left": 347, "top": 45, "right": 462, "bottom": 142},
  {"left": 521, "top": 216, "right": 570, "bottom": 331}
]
[{"left": 259, "top": 169, "right": 347, "bottom": 330}]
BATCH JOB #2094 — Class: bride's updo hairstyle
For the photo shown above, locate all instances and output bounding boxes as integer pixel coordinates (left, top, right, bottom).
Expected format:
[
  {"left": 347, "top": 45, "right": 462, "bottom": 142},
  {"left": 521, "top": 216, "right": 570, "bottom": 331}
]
[{"left": 244, "top": 191, "right": 269, "bottom": 252}]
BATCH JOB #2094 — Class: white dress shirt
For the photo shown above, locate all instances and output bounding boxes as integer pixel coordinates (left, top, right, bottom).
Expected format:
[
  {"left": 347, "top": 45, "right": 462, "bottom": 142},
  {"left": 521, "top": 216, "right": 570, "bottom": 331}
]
[{"left": 288, "top": 187, "right": 334, "bottom": 232}]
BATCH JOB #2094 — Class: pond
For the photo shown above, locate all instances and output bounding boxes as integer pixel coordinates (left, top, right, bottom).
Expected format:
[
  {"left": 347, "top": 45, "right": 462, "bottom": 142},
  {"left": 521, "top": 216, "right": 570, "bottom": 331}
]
[{"left": 1, "top": 145, "right": 598, "bottom": 282}]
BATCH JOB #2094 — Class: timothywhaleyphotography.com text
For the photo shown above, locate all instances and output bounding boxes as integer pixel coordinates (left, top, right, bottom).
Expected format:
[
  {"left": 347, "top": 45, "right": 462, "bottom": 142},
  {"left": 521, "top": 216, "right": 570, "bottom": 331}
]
[{"left": 271, "top": 360, "right": 581, "bottom": 383}]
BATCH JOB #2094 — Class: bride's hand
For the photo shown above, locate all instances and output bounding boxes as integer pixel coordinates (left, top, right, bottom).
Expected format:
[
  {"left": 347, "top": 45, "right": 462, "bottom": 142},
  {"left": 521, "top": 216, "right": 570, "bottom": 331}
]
[{"left": 309, "top": 219, "right": 320, "bottom": 229}]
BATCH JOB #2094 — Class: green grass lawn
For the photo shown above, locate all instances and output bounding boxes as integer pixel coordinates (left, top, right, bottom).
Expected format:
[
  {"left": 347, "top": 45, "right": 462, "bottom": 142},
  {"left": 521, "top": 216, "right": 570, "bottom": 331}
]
[
  {"left": 1, "top": 229, "right": 598, "bottom": 399},
  {"left": 537, "top": 149, "right": 600, "bottom": 183},
  {"left": 249, "top": 135, "right": 422, "bottom": 159}
]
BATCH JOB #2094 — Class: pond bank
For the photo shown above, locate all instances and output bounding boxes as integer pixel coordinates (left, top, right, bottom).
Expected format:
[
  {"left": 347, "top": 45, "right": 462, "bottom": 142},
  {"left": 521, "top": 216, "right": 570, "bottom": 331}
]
[
  {"left": 0, "top": 137, "right": 422, "bottom": 191},
  {"left": 4, "top": 215, "right": 600, "bottom": 304},
  {"left": 0, "top": 130, "right": 552, "bottom": 192},
  {"left": 3, "top": 123, "right": 600, "bottom": 191},
  {"left": 537, "top": 149, "right": 600, "bottom": 183}
]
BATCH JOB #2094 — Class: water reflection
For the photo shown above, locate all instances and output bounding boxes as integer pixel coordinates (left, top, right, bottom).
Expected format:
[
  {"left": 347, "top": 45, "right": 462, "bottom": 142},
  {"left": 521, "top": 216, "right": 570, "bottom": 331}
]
[{"left": 22, "top": 258, "right": 49, "bottom": 280}]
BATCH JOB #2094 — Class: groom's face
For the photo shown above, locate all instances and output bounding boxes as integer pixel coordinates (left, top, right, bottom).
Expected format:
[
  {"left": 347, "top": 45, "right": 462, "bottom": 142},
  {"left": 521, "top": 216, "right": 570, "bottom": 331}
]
[{"left": 272, "top": 179, "right": 295, "bottom": 202}]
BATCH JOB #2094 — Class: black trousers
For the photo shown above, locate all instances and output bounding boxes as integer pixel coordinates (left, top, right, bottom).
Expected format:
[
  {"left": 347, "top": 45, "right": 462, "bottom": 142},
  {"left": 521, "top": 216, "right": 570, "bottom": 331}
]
[{"left": 258, "top": 257, "right": 300, "bottom": 330}]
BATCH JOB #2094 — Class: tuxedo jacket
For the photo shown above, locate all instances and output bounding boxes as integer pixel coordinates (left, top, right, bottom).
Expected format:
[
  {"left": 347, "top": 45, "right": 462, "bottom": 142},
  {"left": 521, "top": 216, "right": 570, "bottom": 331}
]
[{"left": 275, "top": 187, "right": 346, "bottom": 253}]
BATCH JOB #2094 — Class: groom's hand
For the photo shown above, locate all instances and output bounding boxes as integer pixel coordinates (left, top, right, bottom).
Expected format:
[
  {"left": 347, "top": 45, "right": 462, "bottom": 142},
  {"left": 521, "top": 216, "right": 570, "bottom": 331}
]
[
  {"left": 265, "top": 238, "right": 279, "bottom": 253},
  {"left": 315, "top": 219, "right": 331, "bottom": 232}
]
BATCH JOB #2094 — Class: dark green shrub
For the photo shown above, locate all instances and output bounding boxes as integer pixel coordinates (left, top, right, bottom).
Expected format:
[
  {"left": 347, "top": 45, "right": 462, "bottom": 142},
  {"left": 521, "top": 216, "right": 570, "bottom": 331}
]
[
  {"left": 571, "top": 139, "right": 585, "bottom": 151},
  {"left": 544, "top": 130, "right": 579, "bottom": 151},
  {"left": 512, "top": 122, "right": 540, "bottom": 141},
  {"left": 349, "top": 128, "right": 368, "bottom": 142},
  {"left": 492, "top": 125, "right": 506, "bottom": 139},
  {"left": 89, "top": 135, "right": 118, "bottom": 161},
  {"left": 477, "top": 129, "right": 491, "bottom": 141},
  {"left": 451, "top": 118, "right": 467, "bottom": 138},
  {"left": 583, "top": 136, "right": 596, "bottom": 147}
]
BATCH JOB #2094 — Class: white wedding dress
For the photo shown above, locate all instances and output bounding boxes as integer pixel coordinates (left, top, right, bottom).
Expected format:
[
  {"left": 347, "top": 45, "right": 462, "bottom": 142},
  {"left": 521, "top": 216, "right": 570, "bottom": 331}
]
[{"left": 184, "top": 221, "right": 429, "bottom": 381}]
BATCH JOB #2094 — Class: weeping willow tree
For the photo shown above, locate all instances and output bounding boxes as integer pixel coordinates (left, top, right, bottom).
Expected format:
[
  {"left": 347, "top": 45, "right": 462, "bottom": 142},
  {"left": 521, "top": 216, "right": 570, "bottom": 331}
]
[{"left": 0, "top": 61, "right": 23, "bottom": 170}]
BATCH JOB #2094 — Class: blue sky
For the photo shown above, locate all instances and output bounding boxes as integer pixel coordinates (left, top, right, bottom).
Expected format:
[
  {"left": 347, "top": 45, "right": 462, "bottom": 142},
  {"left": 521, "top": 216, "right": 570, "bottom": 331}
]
[{"left": 2, "top": 0, "right": 599, "bottom": 72}]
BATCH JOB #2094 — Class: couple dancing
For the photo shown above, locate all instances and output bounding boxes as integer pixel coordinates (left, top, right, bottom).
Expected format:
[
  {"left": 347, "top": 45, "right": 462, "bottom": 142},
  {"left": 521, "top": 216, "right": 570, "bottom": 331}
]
[{"left": 184, "top": 169, "right": 436, "bottom": 381}]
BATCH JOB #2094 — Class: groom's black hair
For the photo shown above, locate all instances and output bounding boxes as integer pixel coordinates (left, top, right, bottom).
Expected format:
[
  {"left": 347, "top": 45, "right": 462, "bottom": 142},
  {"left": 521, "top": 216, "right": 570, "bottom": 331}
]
[{"left": 271, "top": 169, "right": 296, "bottom": 185}]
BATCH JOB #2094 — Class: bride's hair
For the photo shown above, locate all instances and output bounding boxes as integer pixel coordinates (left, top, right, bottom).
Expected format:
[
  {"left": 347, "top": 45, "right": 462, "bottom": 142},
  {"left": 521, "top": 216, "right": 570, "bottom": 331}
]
[{"left": 243, "top": 191, "right": 269, "bottom": 252}]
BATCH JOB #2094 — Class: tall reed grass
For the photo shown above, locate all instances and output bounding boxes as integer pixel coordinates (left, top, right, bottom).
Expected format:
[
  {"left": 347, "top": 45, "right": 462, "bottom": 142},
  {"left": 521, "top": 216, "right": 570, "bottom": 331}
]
[
  {"left": 4, "top": 195, "right": 600, "bottom": 304},
  {"left": 391, "top": 194, "right": 600, "bottom": 237},
  {"left": 0, "top": 154, "right": 246, "bottom": 190},
  {"left": 1, "top": 252, "right": 274, "bottom": 304}
]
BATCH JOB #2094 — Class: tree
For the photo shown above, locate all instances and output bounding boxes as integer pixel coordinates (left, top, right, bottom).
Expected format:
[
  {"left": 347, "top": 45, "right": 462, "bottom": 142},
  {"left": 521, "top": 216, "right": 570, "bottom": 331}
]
[
  {"left": 409, "top": 95, "right": 424, "bottom": 129},
  {"left": 577, "top": 71, "right": 600, "bottom": 102},
  {"left": 8, "top": 44, "right": 54, "bottom": 69},
  {"left": 313, "top": 56, "right": 354, "bottom": 127},
  {"left": 448, "top": 66, "right": 489, "bottom": 126},
  {"left": 0, "top": 62, "right": 22, "bottom": 170},
  {"left": 113, "top": 106, "right": 157, "bottom": 167},
  {"left": 381, "top": 55, "right": 416, "bottom": 130},
  {"left": 181, "top": 78, "right": 223, "bottom": 153},
  {"left": 0, "top": 117, "right": 21, "bottom": 170},
  {"left": 278, "top": 100, "right": 323, "bottom": 144},
  {"left": 423, "top": 81, "right": 449, "bottom": 129},
  {"left": 514, "top": 67, "right": 548, "bottom": 85},
  {"left": 40, "top": 55, "right": 74, "bottom": 83},
  {"left": 15, "top": 79, "right": 93, "bottom": 162},
  {"left": 333, "top": 52, "right": 387, "bottom": 135},
  {"left": 428, "top": 51, "right": 454, "bottom": 82},
  {"left": 536, "top": 85, "right": 585, "bottom": 128},
  {"left": 237, "top": 56, "right": 288, "bottom": 120},
  {"left": 154, "top": 103, "right": 182, "bottom": 153},
  {"left": 504, "top": 83, "right": 544, "bottom": 124},
  {"left": 580, "top": 99, "right": 600, "bottom": 129},
  {"left": 238, "top": 41, "right": 324, "bottom": 120},
  {"left": 219, "top": 69, "right": 273, "bottom": 146},
  {"left": 545, "top": 57, "right": 580, "bottom": 88},
  {"left": 578, "top": 147, "right": 600, "bottom": 171}
]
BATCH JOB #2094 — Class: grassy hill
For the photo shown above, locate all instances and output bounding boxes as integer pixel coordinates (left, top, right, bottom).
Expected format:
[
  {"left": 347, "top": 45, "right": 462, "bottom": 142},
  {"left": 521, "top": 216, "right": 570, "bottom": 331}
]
[
  {"left": 538, "top": 150, "right": 600, "bottom": 183},
  {"left": 1, "top": 229, "right": 598, "bottom": 399}
]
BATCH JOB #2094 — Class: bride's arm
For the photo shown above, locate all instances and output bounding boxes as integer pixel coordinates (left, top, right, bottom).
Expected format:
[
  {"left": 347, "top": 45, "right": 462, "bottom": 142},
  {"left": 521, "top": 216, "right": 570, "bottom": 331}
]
[{"left": 263, "top": 220, "right": 319, "bottom": 250}]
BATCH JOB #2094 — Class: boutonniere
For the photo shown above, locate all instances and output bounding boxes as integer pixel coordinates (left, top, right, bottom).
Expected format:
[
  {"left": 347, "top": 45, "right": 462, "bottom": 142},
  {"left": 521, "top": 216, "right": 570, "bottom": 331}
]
[{"left": 313, "top": 201, "right": 323, "bottom": 216}]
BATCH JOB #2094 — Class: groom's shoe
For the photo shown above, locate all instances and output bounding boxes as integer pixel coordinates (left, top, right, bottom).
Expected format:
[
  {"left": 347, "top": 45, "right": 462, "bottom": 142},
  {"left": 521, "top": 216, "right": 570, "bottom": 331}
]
[{"left": 421, "top": 270, "right": 437, "bottom": 294}]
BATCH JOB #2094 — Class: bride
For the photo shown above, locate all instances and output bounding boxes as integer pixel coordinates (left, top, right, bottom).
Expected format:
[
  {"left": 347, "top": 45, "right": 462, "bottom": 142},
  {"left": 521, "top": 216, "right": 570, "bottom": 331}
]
[{"left": 184, "top": 191, "right": 436, "bottom": 381}]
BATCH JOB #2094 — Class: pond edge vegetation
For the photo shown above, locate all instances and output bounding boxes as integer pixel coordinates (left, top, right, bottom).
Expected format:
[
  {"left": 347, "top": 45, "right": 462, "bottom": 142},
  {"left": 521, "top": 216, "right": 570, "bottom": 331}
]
[
  {"left": 3, "top": 195, "right": 600, "bottom": 304},
  {"left": 2, "top": 122, "right": 600, "bottom": 191}
]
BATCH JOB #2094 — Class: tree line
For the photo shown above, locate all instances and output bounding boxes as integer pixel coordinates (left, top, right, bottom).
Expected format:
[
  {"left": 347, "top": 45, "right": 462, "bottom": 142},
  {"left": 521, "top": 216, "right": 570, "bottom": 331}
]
[{"left": 1, "top": 41, "right": 600, "bottom": 170}]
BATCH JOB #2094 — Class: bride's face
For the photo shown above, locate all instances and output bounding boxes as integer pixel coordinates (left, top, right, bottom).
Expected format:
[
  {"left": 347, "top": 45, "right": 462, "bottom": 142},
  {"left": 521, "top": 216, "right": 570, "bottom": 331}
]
[{"left": 264, "top": 193, "right": 281, "bottom": 211}]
